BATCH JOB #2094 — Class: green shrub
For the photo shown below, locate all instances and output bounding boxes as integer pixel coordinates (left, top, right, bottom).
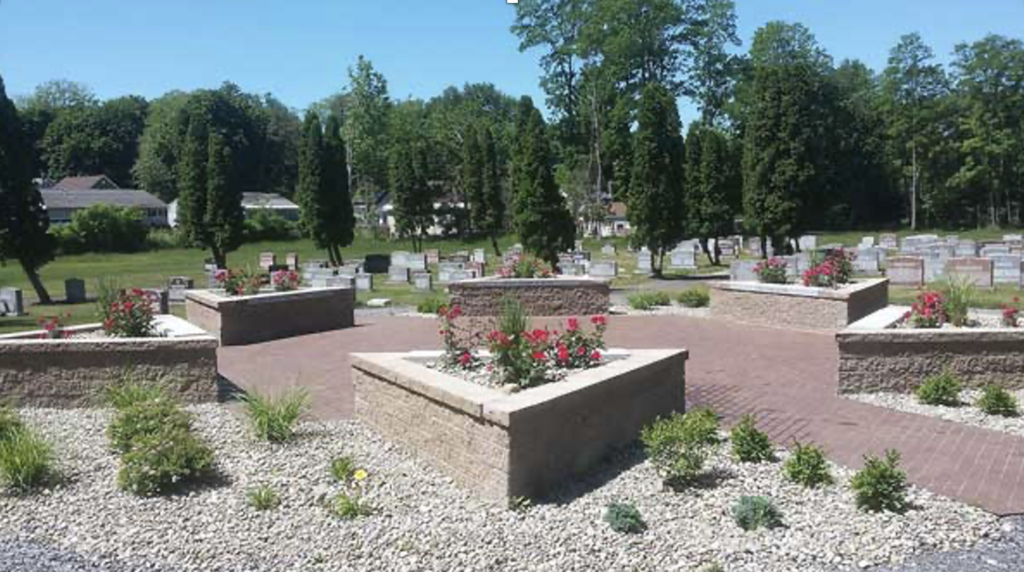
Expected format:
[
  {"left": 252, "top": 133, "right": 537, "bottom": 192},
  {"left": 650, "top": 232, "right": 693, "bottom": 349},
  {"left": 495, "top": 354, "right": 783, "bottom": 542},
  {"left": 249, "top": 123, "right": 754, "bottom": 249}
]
[
  {"left": 107, "top": 398, "right": 191, "bottom": 454},
  {"left": 915, "top": 371, "right": 962, "bottom": 407},
  {"left": 850, "top": 450, "right": 908, "bottom": 513},
  {"left": 628, "top": 291, "right": 672, "bottom": 311},
  {"left": 732, "top": 496, "right": 784, "bottom": 531},
  {"left": 117, "top": 427, "right": 215, "bottom": 496},
  {"left": 0, "top": 406, "right": 23, "bottom": 443},
  {"left": 242, "top": 389, "right": 310, "bottom": 443},
  {"left": 246, "top": 485, "right": 281, "bottom": 511},
  {"left": 678, "top": 287, "right": 710, "bottom": 308},
  {"left": 977, "top": 385, "right": 1019, "bottom": 417},
  {"left": 145, "top": 227, "right": 189, "bottom": 250},
  {"left": 243, "top": 209, "right": 298, "bottom": 242},
  {"left": 604, "top": 502, "right": 647, "bottom": 534},
  {"left": 730, "top": 415, "right": 775, "bottom": 463},
  {"left": 416, "top": 297, "right": 449, "bottom": 315},
  {"left": 330, "top": 492, "right": 374, "bottom": 520},
  {"left": 783, "top": 442, "right": 834, "bottom": 488},
  {"left": 641, "top": 409, "right": 721, "bottom": 487},
  {"left": 105, "top": 376, "right": 170, "bottom": 411},
  {"left": 330, "top": 456, "right": 357, "bottom": 483},
  {"left": 54, "top": 204, "right": 149, "bottom": 255},
  {"left": 939, "top": 275, "right": 974, "bottom": 327},
  {"left": 0, "top": 427, "right": 55, "bottom": 492}
]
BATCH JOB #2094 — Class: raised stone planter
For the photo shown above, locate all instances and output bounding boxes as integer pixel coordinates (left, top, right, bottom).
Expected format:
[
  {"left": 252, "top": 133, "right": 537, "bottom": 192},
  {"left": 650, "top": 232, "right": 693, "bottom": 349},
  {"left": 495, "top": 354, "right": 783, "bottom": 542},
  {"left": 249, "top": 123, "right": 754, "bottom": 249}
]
[
  {"left": 185, "top": 287, "right": 355, "bottom": 346},
  {"left": 0, "top": 315, "right": 218, "bottom": 408},
  {"left": 352, "top": 349, "right": 687, "bottom": 502},
  {"left": 448, "top": 277, "right": 610, "bottom": 317},
  {"left": 709, "top": 278, "right": 889, "bottom": 331},
  {"left": 837, "top": 306, "right": 1024, "bottom": 394}
]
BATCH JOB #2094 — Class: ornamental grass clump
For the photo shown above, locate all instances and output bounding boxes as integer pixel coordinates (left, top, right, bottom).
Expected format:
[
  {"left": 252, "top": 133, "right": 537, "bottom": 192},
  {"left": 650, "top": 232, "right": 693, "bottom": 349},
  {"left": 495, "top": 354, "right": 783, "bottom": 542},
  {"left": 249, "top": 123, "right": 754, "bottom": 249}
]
[
  {"left": 246, "top": 485, "right": 281, "bottom": 511},
  {"left": 604, "top": 502, "right": 647, "bottom": 534},
  {"left": 678, "top": 287, "right": 710, "bottom": 308},
  {"left": 628, "top": 290, "right": 671, "bottom": 311},
  {"left": 915, "top": 371, "right": 962, "bottom": 407},
  {"left": 730, "top": 415, "right": 776, "bottom": 463},
  {"left": 732, "top": 496, "right": 784, "bottom": 531},
  {"left": 641, "top": 409, "right": 721, "bottom": 489},
  {"left": 939, "top": 275, "right": 974, "bottom": 327},
  {"left": 850, "top": 449, "right": 908, "bottom": 514},
  {"left": 783, "top": 442, "right": 833, "bottom": 488},
  {"left": 329, "top": 467, "right": 373, "bottom": 520},
  {"left": 242, "top": 389, "right": 310, "bottom": 443},
  {"left": 977, "top": 385, "right": 1019, "bottom": 418},
  {"left": 330, "top": 456, "right": 357, "bottom": 483},
  {"left": 0, "top": 410, "right": 56, "bottom": 494},
  {"left": 754, "top": 258, "right": 788, "bottom": 284}
]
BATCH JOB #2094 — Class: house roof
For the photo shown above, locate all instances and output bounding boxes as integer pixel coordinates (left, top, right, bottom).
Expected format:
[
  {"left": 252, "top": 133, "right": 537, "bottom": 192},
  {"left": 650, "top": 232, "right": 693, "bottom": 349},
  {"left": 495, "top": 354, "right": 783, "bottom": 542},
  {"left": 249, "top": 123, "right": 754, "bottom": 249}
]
[
  {"left": 53, "top": 175, "right": 120, "bottom": 190},
  {"left": 40, "top": 189, "right": 167, "bottom": 210},
  {"left": 241, "top": 193, "right": 298, "bottom": 209}
]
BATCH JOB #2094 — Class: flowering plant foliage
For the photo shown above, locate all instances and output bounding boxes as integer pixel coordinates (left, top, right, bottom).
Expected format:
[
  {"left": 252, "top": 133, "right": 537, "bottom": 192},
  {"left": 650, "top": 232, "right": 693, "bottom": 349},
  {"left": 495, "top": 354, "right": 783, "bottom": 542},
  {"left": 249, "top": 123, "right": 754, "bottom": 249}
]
[
  {"left": 802, "top": 249, "right": 855, "bottom": 289},
  {"left": 905, "top": 291, "right": 948, "bottom": 329},
  {"left": 754, "top": 258, "right": 788, "bottom": 284},
  {"left": 497, "top": 254, "right": 553, "bottom": 279},
  {"left": 103, "top": 288, "right": 159, "bottom": 338},
  {"left": 37, "top": 313, "right": 72, "bottom": 340},
  {"left": 485, "top": 315, "right": 607, "bottom": 388},
  {"left": 1002, "top": 297, "right": 1021, "bottom": 328},
  {"left": 437, "top": 305, "right": 481, "bottom": 370},
  {"left": 271, "top": 270, "right": 301, "bottom": 292},
  {"left": 215, "top": 268, "right": 262, "bottom": 297}
]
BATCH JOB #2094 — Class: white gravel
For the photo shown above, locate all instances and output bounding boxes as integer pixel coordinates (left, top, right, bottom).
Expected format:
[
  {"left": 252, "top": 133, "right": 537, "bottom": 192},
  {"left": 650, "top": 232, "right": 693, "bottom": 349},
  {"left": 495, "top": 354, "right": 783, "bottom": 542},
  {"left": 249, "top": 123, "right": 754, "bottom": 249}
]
[
  {"left": 610, "top": 303, "right": 711, "bottom": 318},
  {"left": 849, "top": 390, "right": 1024, "bottom": 439},
  {"left": 0, "top": 405, "right": 1001, "bottom": 572}
]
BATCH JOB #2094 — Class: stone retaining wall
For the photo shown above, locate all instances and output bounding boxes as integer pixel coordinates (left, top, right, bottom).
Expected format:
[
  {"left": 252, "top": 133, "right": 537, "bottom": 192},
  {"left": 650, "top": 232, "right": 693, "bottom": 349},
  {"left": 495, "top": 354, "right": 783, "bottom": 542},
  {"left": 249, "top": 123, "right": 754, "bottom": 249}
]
[
  {"left": 709, "top": 278, "right": 889, "bottom": 332},
  {"left": 0, "top": 316, "right": 218, "bottom": 408},
  {"left": 352, "top": 349, "right": 687, "bottom": 502},
  {"left": 186, "top": 287, "right": 355, "bottom": 346},
  {"left": 448, "top": 277, "right": 610, "bottom": 317}
]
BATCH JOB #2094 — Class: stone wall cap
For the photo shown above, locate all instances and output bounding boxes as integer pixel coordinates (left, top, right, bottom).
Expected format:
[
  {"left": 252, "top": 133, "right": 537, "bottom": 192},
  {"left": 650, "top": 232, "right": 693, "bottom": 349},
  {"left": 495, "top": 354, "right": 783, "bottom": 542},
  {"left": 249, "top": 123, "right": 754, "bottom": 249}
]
[
  {"left": 0, "top": 314, "right": 215, "bottom": 344},
  {"left": 711, "top": 278, "right": 888, "bottom": 300},
  {"left": 453, "top": 277, "right": 611, "bottom": 288},
  {"left": 185, "top": 287, "right": 353, "bottom": 308}
]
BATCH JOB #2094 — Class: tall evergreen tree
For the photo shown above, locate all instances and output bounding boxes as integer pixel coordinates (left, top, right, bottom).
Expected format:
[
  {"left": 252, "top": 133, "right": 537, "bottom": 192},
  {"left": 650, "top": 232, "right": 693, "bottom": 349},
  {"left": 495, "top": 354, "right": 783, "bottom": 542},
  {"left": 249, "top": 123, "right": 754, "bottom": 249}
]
[
  {"left": 511, "top": 97, "right": 575, "bottom": 266},
  {"left": 175, "top": 116, "right": 209, "bottom": 252},
  {"left": 628, "top": 83, "right": 686, "bottom": 275},
  {"left": 296, "top": 112, "right": 328, "bottom": 260},
  {"left": 322, "top": 114, "right": 355, "bottom": 264},
  {"left": 685, "top": 124, "right": 735, "bottom": 265},
  {"left": 477, "top": 125, "right": 506, "bottom": 255},
  {"left": 0, "top": 75, "right": 55, "bottom": 304},
  {"left": 389, "top": 140, "right": 434, "bottom": 253},
  {"left": 204, "top": 130, "right": 245, "bottom": 268}
]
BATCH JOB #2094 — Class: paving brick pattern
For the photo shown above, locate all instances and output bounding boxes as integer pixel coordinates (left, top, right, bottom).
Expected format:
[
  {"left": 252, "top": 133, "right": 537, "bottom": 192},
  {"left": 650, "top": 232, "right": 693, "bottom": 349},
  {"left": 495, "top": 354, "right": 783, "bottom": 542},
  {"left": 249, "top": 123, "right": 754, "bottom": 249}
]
[{"left": 219, "top": 314, "right": 1024, "bottom": 516}]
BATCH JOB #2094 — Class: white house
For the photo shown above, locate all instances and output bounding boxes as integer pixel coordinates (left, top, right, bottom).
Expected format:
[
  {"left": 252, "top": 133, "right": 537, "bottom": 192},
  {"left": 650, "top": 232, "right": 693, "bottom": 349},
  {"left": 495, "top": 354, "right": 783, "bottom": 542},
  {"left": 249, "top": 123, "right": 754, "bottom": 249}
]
[{"left": 168, "top": 193, "right": 300, "bottom": 227}]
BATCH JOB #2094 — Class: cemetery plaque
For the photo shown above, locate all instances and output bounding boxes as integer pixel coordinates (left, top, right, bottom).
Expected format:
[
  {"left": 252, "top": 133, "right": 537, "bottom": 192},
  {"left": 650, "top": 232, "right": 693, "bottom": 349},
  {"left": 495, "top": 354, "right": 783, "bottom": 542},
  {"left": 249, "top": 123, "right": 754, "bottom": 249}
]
[
  {"left": 923, "top": 251, "right": 950, "bottom": 283},
  {"left": 0, "top": 287, "right": 24, "bottom": 316},
  {"left": 1003, "top": 234, "right": 1023, "bottom": 243},
  {"left": 990, "top": 254, "right": 1022, "bottom": 285},
  {"left": 167, "top": 276, "right": 194, "bottom": 303},
  {"left": 886, "top": 257, "right": 925, "bottom": 287},
  {"left": 65, "top": 278, "right": 87, "bottom": 304},
  {"left": 258, "top": 252, "right": 277, "bottom": 272},
  {"left": 387, "top": 266, "right": 410, "bottom": 284},
  {"left": 355, "top": 274, "right": 374, "bottom": 292},
  {"left": 945, "top": 258, "right": 993, "bottom": 288},
  {"left": 589, "top": 261, "right": 618, "bottom": 278},
  {"left": 285, "top": 253, "right": 299, "bottom": 270},
  {"left": 337, "top": 264, "right": 361, "bottom": 278},
  {"left": 413, "top": 272, "right": 433, "bottom": 291}
]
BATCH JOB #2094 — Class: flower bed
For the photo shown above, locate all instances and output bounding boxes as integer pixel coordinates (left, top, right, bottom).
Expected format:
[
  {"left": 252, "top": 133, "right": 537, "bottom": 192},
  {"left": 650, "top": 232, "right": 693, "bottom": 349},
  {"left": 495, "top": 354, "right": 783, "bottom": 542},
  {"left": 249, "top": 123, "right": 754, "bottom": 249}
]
[
  {"left": 185, "top": 287, "right": 355, "bottom": 346},
  {"left": 837, "top": 306, "right": 1024, "bottom": 394},
  {"left": 709, "top": 278, "right": 889, "bottom": 332},
  {"left": 447, "top": 276, "right": 610, "bottom": 317},
  {"left": 0, "top": 315, "right": 218, "bottom": 408}
]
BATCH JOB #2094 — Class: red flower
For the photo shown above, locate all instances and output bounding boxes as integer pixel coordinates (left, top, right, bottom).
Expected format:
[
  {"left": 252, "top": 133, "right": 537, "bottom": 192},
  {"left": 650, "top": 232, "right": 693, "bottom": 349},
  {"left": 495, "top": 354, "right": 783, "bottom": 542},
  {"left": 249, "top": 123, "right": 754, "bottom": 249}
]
[
  {"left": 557, "top": 344, "right": 569, "bottom": 363},
  {"left": 567, "top": 317, "right": 579, "bottom": 332},
  {"left": 532, "top": 351, "right": 547, "bottom": 362},
  {"left": 590, "top": 350, "right": 602, "bottom": 361},
  {"left": 591, "top": 315, "right": 607, "bottom": 327},
  {"left": 576, "top": 345, "right": 587, "bottom": 356},
  {"left": 458, "top": 352, "right": 472, "bottom": 367},
  {"left": 448, "top": 306, "right": 462, "bottom": 320}
]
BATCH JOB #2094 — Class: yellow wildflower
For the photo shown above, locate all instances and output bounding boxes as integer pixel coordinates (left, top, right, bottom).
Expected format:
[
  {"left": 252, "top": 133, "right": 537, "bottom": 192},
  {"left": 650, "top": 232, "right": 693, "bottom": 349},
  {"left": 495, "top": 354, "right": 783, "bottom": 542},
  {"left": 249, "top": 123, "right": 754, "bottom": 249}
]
[{"left": 353, "top": 469, "right": 368, "bottom": 482}]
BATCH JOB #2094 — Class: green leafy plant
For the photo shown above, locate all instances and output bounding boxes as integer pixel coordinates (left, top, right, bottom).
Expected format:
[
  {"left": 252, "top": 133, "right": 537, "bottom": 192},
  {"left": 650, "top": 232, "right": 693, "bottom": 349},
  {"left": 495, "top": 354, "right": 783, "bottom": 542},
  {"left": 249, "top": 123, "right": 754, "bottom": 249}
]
[
  {"left": 730, "top": 415, "right": 776, "bottom": 463},
  {"left": 246, "top": 485, "right": 281, "bottom": 511},
  {"left": 783, "top": 442, "right": 834, "bottom": 488},
  {"left": 850, "top": 450, "right": 908, "bottom": 513},
  {"left": 604, "top": 502, "right": 647, "bottom": 534},
  {"left": 117, "top": 427, "right": 215, "bottom": 496},
  {"left": 977, "top": 385, "right": 1019, "bottom": 417},
  {"left": 732, "top": 496, "right": 784, "bottom": 531},
  {"left": 107, "top": 398, "right": 192, "bottom": 454},
  {"left": 0, "top": 426, "right": 55, "bottom": 492},
  {"left": 241, "top": 389, "right": 310, "bottom": 443},
  {"left": 102, "top": 288, "right": 160, "bottom": 338},
  {"left": 104, "top": 376, "right": 170, "bottom": 411},
  {"left": 915, "top": 371, "right": 962, "bottom": 407},
  {"left": 754, "top": 258, "right": 788, "bottom": 284},
  {"left": 330, "top": 456, "right": 357, "bottom": 483},
  {"left": 628, "top": 290, "right": 671, "bottom": 311},
  {"left": 416, "top": 296, "right": 449, "bottom": 315},
  {"left": 0, "top": 406, "right": 23, "bottom": 443},
  {"left": 330, "top": 491, "right": 375, "bottom": 520},
  {"left": 641, "top": 409, "right": 721, "bottom": 488},
  {"left": 939, "top": 275, "right": 974, "bottom": 327},
  {"left": 678, "top": 287, "right": 710, "bottom": 308}
]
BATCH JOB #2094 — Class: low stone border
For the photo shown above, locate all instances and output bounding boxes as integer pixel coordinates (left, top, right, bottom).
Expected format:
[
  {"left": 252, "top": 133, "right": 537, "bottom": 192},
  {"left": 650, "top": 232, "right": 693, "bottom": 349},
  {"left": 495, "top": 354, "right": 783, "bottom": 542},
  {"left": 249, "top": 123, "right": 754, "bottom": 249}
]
[
  {"left": 351, "top": 349, "right": 686, "bottom": 502},
  {"left": 849, "top": 390, "right": 1024, "bottom": 439},
  {"left": 0, "top": 315, "right": 218, "bottom": 408},
  {"left": 448, "top": 277, "right": 610, "bottom": 317},
  {"left": 709, "top": 278, "right": 889, "bottom": 331},
  {"left": 185, "top": 287, "right": 355, "bottom": 346},
  {"left": 837, "top": 306, "right": 1024, "bottom": 393}
]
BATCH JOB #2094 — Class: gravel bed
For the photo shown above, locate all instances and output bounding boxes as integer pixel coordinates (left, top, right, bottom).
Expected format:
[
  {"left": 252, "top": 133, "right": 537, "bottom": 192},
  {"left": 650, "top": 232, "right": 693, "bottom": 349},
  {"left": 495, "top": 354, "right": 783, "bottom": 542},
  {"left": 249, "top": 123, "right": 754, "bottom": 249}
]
[
  {"left": 610, "top": 303, "right": 711, "bottom": 318},
  {"left": 0, "top": 405, "right": 1001, "bottom": 572},
  {"left": 849, "top": 391, "right": 1024, "bottom": 439}
]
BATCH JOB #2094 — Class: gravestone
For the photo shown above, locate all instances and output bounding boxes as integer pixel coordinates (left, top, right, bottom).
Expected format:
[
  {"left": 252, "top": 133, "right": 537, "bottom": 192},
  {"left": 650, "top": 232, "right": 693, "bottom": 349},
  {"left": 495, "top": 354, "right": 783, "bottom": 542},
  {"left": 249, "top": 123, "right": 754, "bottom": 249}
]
[
  {"left": 140, "top": 288, "right": 170, "bottom": 315},
  {"left": 573, "top": 251, "right": 591, "bottom": 263},
  {"left": 167, "top": 277, "right": 194, "bottom": 303},
  {"left": 730, "top": 260, "right": 759, "bottom": 282},
  {"left": 718, "top": 239, "right": 736, "bottom": 257},
  {"left": 0, "top": 287, "right": 24, "bottom": 316},
  {"left": 285, "top": 253, "right": 299, "bottom": 270},
  {"left": 1003, "top": 234, "right": 1023, "bottom": 243},
  {"left": 413, "top": 272, "right": 433, "bottom": 291},
  {"left": 448, "top": 269, "right": 475, "bottom": 282},
  {"left": 448, "top": 253, "right": 470, "bottom": 264},
  {"left": 437, "top": 262, "right": 465, "bottom": 283},
  {"left": 747, "top": 236, "right": 762, "bottom": 255},
  {"left": 65, "top": 278, "right": 87, "bottom": 304},
  {"left": 798, "top": 235, "right": 818, "bottom": 251},
  {"left": 990, "top": 254, "right": 1022, "bottom": 285},
  {"left": 923, "top": 250, "right": 950, "bottom": 283},
  {"left": 363, "top": 254, "right": 390, "bottom": 274},
  {"left": 946, "top": 258, "right": 994, "bottom": 288},
  {"left": 355, "top": 273, "right": 374, "bottom": 292},
  {"left": 575, "top": 240, "right": 584, "bottom": 252},
  {"left": 387, "top": 266, "right": 410, "bottom": 284},
  {"left": 472, "top": 248, "right": 487, "bottom": 264},
  {"left": 312, "top": 275, "right": 352, "bottom": 289},
  {"left": 669, "top": 247, "right": 697, "bottom": 270},
  {"left": 981, "top": 244, "right": 1011, "bottom": 258},
  {"left": 854, "top": 248, "right": 881, "bottom": 275},
  {"left": 466, "top": 261, "right": 487, "bottom": 277},
  {"left": 258, "top": 252, "right": 276, "bottom": 272},
  {"left": 886, "top": 257, "right": 925, "bottom": 287},
  {"left": 391, "top": 251, "right": 411, "bottom": 268},
  {"left": 636, "top": 248, "right": 653, "bottom": 274},
  {"left": 601, "top": 244, "right": 616, "bottom": 256},
  {"left": 407, "top": 253, "right": 428, "bottom": 272},
  {"left": 337, "top": 264, "right": 361, "bottom": 278},
  {"left": 589, "top": 261, "right": 618, "bottom": 278},
  {"left": 425, "top": 249, "right": 441, "bottom": 265},
  {"left": 558, "top": 262, "right": 585, "bottom": 276},
  {"left": 879, "top": 234, "right": 898, "bottom": 250},
  {"left": 955, "top": 240, "right": 978, "bottom": 258},
  {"left": 859, "top": 236, "right": 875, "bottom": 248}
]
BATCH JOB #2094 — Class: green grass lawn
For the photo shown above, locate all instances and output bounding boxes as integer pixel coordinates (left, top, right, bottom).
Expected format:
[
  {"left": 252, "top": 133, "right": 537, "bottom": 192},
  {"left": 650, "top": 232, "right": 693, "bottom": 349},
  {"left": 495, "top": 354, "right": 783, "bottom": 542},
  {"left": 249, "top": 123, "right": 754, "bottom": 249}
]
[{"left": 890, "top": 284, "right": 1020, "bottom": 310}]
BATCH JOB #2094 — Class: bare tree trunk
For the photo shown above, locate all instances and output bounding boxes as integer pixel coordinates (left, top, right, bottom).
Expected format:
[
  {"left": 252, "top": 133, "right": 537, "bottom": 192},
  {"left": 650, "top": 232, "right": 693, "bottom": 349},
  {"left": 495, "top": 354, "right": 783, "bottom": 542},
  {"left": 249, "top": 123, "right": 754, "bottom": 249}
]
[
  {"left": 21, "top": 260, "right": 52, "bottom": 305},
  {"left": 491, "top": 235, "right": 501, "bottom": 257}
]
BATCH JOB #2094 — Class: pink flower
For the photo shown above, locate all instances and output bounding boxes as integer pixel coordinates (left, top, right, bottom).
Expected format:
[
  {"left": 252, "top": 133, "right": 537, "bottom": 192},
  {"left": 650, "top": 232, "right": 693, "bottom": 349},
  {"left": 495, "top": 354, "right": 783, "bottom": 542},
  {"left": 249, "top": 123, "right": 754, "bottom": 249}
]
[
  {"left": 459, "top": 352, "right": 472, "bottom": 367},
  {"left": 532, "top": 351, "right": 547, "bottom": 362},
  {"left": 591, "top": 315, "right": 607, "bottom": 327},
  {"left": 567, "top": 317, "right": 579, "bottom": 332},
  {"left": 557, "top": 344, "right": 569, "bottom": 363},
  {"left": 590, "top": 350, "right": 602, "bottom": 361}
]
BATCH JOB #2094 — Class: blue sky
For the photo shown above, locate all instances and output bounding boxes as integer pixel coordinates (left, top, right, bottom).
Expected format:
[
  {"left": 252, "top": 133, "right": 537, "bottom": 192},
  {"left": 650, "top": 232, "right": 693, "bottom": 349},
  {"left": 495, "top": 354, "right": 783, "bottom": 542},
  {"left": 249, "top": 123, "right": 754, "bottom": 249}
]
[{"left": 1, "top": 0, "right": 1022, "bottom": 124}]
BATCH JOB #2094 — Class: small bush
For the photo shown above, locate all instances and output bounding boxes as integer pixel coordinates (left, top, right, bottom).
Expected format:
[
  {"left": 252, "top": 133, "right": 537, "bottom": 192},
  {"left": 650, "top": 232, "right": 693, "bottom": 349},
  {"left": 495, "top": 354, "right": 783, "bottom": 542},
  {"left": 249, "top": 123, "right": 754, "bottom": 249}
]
[
  {"left": 417, "top": 297, "right": 449, "bottom": 315},
  {"left": 54, "top": 204, "right": 149, "bottom": 254},
  {"left": 915, "top": 371, "right": 962, "bottom": 407},
  {"left": 107, "top": 398, "right": 191, "bottom": 454},
  {"left": 0, "top": 427, "right": 55, "bottom": 492},
  {"left": 678, "top": 287, "right": 710, "bottom": 308},
  {"left": 330, "top": 492, "right": 374, "bottom": 520},
  {"left": 105, "top": 377, "right": 169, "bottom": 411},
  {"left": 604, "top": 502, "right": 647, "bottom": 534},
  {"left": 641, "top": 409, "right": 721, "bottom": 487},
  {"left": 117, "top": 427, "right": 215, "bottom": 496},
  {"left": 732, "top": 496, "right": 784, "bottom": 531},
  {"left": 628, "top": 291, "right": 672, "bottom": 311},
  {"left": 977, "top": 385, "right": 1019, "bottom": 418},
  {"left": 730, "top": 415, "right": 775, "bottom": 463},
  {"left": 242, "top": 389, "right": 310, "bottom": 443},
  {"left": 330, "top": 456, "right": 357, "bottom": 483},
  {"left": 0, "top": 406, "right": 23, "bottom": 443},
  {"left": 783, "top": 442, "right": 833, "bottom": 488},
  {"left": 246, "top": 485, "right": 281, "bottom": 511},
  {"left": 243, "top": 209, "right": 298, "bottom": 242},
  {"left": 850, "top": 449, "right": 908, "bottom": 514}
]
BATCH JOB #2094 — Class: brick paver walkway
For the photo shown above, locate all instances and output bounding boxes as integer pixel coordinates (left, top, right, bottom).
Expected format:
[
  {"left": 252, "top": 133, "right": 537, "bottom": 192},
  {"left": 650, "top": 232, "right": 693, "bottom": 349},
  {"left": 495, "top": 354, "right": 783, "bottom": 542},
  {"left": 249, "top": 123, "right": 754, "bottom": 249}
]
[{"left": 219, "top": 314, "right": 1024, "bottom": 516}]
